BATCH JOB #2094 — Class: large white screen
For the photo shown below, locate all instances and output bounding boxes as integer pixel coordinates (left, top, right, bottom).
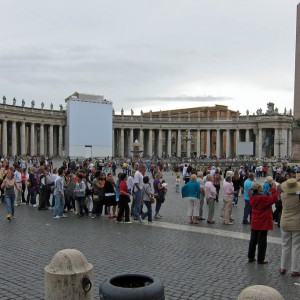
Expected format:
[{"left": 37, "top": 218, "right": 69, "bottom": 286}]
[
  {"left": 67, "top": 100, "right": 112, "bottom": 147},
  {"left": 236, "top": 142, "right": 253, "bottom": 155}
]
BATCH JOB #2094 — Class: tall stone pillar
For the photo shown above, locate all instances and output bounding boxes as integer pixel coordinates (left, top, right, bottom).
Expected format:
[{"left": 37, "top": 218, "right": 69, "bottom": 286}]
[
  {"left": 139, "top": 129, "right": 144, "bottom": 155},
  {"left": 2, "top": 120, "right": 7, "bottom": 156},
  {"left": 21, "top": 122, "right": 26, "bottom": 155},
  {"left": 235, "top": 129, "right": 240, "bottom": 156},
  {"left": 293, "top": 4, "right": 300, "bottom": 159},
  {"left": 206, "top": 129, "right": 211, "bottom": 157},
  {"left": 177, "top": 129, "right": 181, "bottom": 157},
  {"left": 148, "top": 129, "right": 153, "bottom": 156},
  {"left": 129, "top": 129, "right": 133, "bottom": 155},
  {"left": 245, "top": 129, "right": 250, "bottom": 142},
  {"left": 11, "top": 121, "right": 17, "bottom": 156},
  {"left": 197, "top": 130, "right": 201, "bottom": 157},
  {"left": 216, "top": 129, "right": 221, "bottom": 158},
  {"left": 289, "top": 127, "right": 293, "bottom": 157},
  {"left": 49, "top": 124, "right": 53, "bottom": 157},
  {"left": 282, "top": 129, "right": 288, "bottom": 158},
  {"left": 40, "top": 124, "right": 45, "bottom": 155},
  {"left": 167, "top": 129, "right": 172, "bottom": 157},
  {"left": 274, "top": 128, "right": 279, "bottom": 157},
  {"left": 120, "top": 128, "right": 125, "bottom": 157},
  {"left": 58, "top": 125, "right": 63, "bottom": 156},
  {"left": 187, "top": 129, "right": 191, "bottom": 158},
  {"left": 258, "top": 128, "right": 263, "bottom": 159},
  {"left": 30, "top": 123, "right": 35, "bottom": 156},
  {"left": 226, "top": 129, "right": 231, "bottom": 158},
  {"left": 158, "top": 129, "right": 163, "bottom": 157}
]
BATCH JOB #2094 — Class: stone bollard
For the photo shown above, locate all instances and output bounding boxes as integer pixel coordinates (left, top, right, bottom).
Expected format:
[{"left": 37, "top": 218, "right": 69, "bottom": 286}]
[
  {"left": 237, "top": 285, "right": 284, "bottom": 300},
  {"left": 44, "top": 249, "right": 93, "bottom": 300}
]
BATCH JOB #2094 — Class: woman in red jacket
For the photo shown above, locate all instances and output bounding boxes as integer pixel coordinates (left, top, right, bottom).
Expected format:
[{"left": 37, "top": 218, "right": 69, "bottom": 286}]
[{"left": 248, "top": 181, "right": 278, "bottom": 264}]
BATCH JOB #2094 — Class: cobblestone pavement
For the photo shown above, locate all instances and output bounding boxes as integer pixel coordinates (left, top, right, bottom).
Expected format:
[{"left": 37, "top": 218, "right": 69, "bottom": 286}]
[{"left": 0, "top": 168, "right": 300, "bottom": 299}]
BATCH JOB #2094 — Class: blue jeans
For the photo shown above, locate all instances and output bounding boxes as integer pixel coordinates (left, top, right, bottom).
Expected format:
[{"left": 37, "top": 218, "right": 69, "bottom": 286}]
[
  {"left": 243, "top": 200, "right": 252, "bottom": 223},
  {"left": 134, "top": 190, "right": 142, "bottom": 219},
  {"left": 28, "top": 191, "right": 37, "bottom": 205},
  {"left": 141, "top": 201, "right": 152, "bottom": 221},
  {"left": 5, "top": 194, "right": 15, "bottom": 216},
  {"left": 53, "top": 194, "right": 65, "bottom": 217}
]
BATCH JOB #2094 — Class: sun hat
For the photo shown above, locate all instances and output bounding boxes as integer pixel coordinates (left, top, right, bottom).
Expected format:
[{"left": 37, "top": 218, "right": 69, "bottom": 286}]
[
  {"left": 281, "top": 178, "right": 300, "bottom": 194},
  {"left": 251, "top": 182, "right": 261, "bottom": 190}
]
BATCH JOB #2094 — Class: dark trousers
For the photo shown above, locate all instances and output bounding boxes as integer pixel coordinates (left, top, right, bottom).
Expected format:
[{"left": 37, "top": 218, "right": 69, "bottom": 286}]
[
  {"left": 117, "top": 196, "right": 130, "bottom": 222},
  {"left": 38, "top": 186, "right": 47, "bottom": 209},
  {"left": 248, "top": 229, "right": 268, "bottom": 262},
  {"left": 76, "top": 196, "right": 89, "bottom": 216},
  {"left": 92, "top": 200, "right": 103, "bottom": 216},
  {"left": 243, "top": 200, "right": 252, "bottom": 223},
  {"left": 214, "top": 184, "right": 220, "bottom": 201},
  {"left": 21, "top": 183, "right": 26, "bottom": 202}
]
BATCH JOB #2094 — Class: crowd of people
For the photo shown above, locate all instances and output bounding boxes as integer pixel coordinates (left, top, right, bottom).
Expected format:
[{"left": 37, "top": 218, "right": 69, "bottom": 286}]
[{"left": 1, "top": 156, "right": 300, "bottom": 276}]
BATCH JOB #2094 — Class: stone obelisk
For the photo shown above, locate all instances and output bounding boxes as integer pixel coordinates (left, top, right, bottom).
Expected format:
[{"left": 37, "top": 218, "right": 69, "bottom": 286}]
[{"left": 293, "top": 3, "right": 300, "bottom": 160}]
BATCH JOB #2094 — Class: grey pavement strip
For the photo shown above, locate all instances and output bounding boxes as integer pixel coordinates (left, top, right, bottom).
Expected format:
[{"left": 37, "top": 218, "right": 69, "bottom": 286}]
[{"left": 141, "top": 221, "right": 282, "bottom": 245}]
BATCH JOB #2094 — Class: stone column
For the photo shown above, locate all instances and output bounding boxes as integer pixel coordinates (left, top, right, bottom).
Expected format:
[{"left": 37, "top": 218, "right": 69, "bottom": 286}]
[
  {"left": 148, "top": 129, "right": 153, "bottom": 156},
  {"left": 274, "top": 128, "right": 279, "bottom": 157},
  {"left": 167, "top": 129, "right": 172, "bottom": 157},
  {"left": 11, "top": 121, "right": 17, "bottom": 156},
  {"left": 120, "top": 128, "right": 124, "bottom": 157},
  {"left": 187, "top": 129, "right": 191, "bottom": 157},
  {"left": 235, "top": 129, "right": 240, "bottom": 156},
  {"left": 158, "top": 129, "right": 163, "bottom": 157},
  {"left": 49, "top": 124, "right": 53, "bottom": 157},
  {"left": 226, "top": 129, "right": 231, "bottom": 158},
  {"left": 30, "top": 123, "right": 35, "bottom": 156},
  {"left": 129, "top": 129, "right": 133, "bottom": 155},
  {"left": 216, "top": 129, "right": 221, "bottom": 158},
  {"left": 206, "top": 129, "right": 211, "bottom": 157},
  {"left": 197, "top": 130, "right": 201, "bottom": 157},
  {"left": 139, "top": 129, "right": 144, "bottom": 155},
  {"left": 257, "top": 128, "right": 263, "bottom": 159},
  {"left": 293, "top": 4, "right": 300, "bottom": 159},
  {"left": 245, "top": 129, "right": 250, "bottom": 142},
  {"left": 58, "top": 125, "right": 63, "bottom": 156},
  {"left": 282, "top": 129, "right": 288, "bottom": 158},
  {"left": 289, "top": 127, "right": 293, "bottom": 157},
  {"left": 40, "top": 124, "right": 44, "bottom": 155},
  {"left": 2, "top": 120, "right": 7, "bottom": 156},
  {"left": 21, "top": 122, "right": 26, "bottom": 155},
  {"left": 177, "top": 129, "right": 181, "bottom": 157}
]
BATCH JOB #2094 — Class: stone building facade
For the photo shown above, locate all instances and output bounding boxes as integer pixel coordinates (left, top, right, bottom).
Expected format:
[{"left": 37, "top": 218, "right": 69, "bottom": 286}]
[{"left": 0, "top": 95, "right": 294, "bottom": 159}]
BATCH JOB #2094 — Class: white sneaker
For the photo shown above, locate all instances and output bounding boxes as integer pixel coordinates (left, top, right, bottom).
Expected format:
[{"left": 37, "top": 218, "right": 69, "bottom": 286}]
[
  {"left": 33, "top": 204, "right": 37, "bottom": 208},
  {"left": 61, "top": 214, "right": 68, "bottom": 218},
  {"left": 53, "top": 216, "right": 60, "bottom": 219}
]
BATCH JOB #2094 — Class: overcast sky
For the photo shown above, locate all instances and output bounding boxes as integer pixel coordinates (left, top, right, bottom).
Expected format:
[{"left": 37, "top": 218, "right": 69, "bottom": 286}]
[{"left": 0, "top": 0, "right": 299, "bottom": 115}]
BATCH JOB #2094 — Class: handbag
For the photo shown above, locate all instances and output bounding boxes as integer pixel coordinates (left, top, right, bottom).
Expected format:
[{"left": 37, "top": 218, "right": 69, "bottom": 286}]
[{"left": 150, "top": 196, "right": 155, "bottom": 204}]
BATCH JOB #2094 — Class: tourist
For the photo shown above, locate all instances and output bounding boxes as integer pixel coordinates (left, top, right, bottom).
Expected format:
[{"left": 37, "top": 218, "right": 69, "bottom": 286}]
[
  {"left": 279, "top": 178, "right": 300, "bottom": 276},
  {"left": 116, "top": 173, "right": 131, "bottom": 223},
  {"left": 74, "top": 173, "right": 89, "bottom": 218},
  {"left": 182, "top": 174, "right": 200, "bottom": 224},
  {"left": 196, "top": 171, "right": 205, "bottom": 221},
  {"left": 14, "top": 165, "right": 22, "bottom": 206},
  {"left": 91, "top": 171, "right": 104, "bottom": 218},
  {"left": 104, "top": 173, "right": 117, "bottom": 219},
  {"left": 153, "top": 172, "right": 166, "bottom": 220},
  {"left": 204, "top": 174, "right": 217, "bottom": 224},
  {"left": 221, "top": 176, "right": 234, "bottom": 225},
  {"left": 1, "top": 170, "right": 21, "bottom": 220},
  {"left": 262, "top": 176, "right": 273, "bottom": 195},
  {"left": 247, "top": 182, "right": 278, "bottom": 264},
  {"left": 133, "top": 164, "right": 146, "bottom": 221},
  {"left": 53, "top": 168, "right": 67, "bottom": 219},
  {"left": 232, "top": 170, "right": 242, "bottom": 206},
  {"left": 27, "top": 167, "right": 38, "bottom": 207},
  {"left": 243, "top": 173, "right": 255, "bottom": 225},
  {"left": 212, "top": 168, "right": 221, "bottom": 202},
  {"left": 141, "top": 176, "right": 153, "bottom": 223}
]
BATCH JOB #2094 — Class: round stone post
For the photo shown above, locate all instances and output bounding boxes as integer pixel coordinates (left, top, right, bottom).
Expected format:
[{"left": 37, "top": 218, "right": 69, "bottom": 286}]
[
  {"left": 44, "top": 249, "right": 93, "bottom": 300},
  {"left": 237, "top": 285, "right": 284, "bottom": 300}
]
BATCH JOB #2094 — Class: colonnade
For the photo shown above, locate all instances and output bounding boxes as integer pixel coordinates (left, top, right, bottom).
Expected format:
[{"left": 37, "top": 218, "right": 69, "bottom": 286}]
[
  {"left": 0, "top": 120, "right": 64, "bottom": 157},
  {"left": 113, "top": 127, "right": 293, "bottom": 159}
]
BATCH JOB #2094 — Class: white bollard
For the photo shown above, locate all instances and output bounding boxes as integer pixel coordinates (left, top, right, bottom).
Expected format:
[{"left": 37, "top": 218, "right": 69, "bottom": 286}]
[
  {"left": 237, "top": 285, "right": 284, "bottom": 300},
  {"left": 45, "top": 249, "right": 93, "bottom": 300}
]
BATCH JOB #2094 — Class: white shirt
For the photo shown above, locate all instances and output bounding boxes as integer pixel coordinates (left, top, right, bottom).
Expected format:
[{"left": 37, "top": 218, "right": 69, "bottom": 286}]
[{"left": 133, "top": 170, "right": 144, "bottom": 190}]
